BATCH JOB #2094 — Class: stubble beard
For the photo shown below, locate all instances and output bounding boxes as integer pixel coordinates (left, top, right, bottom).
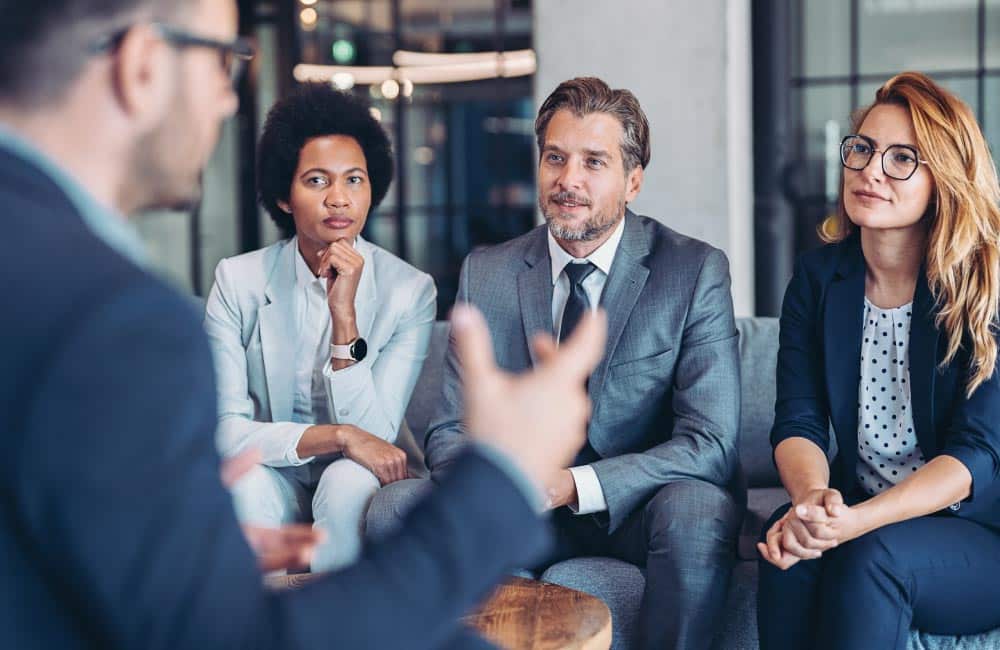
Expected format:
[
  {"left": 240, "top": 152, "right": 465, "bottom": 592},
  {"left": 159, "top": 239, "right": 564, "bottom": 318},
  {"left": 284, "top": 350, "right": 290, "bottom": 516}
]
[{"left": 540, "top": 195, "right": 625, "bottom": 242}]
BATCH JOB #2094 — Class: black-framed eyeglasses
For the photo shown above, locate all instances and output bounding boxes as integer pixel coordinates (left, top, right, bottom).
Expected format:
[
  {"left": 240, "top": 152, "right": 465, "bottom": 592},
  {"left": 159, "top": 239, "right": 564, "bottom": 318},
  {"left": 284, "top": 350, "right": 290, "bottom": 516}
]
[
  {"left": 840, "top": 134, "right": 929, "bottom": 181},
  {"left": 90, "top": 23, "right": 255, "bottom": 85}
]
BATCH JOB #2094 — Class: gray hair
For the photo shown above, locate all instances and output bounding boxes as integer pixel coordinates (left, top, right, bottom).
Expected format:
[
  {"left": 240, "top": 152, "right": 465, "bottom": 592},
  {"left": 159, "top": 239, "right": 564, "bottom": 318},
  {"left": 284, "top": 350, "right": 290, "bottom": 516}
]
[{"left": 534, "top": 76, "right": 651, "bottom": 173}]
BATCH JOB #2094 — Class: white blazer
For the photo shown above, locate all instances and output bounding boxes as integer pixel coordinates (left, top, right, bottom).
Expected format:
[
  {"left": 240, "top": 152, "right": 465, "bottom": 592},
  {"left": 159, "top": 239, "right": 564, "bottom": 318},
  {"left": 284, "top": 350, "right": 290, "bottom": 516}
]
[{"left": 203, "top": 236, "right": 436, "bottom": 468}]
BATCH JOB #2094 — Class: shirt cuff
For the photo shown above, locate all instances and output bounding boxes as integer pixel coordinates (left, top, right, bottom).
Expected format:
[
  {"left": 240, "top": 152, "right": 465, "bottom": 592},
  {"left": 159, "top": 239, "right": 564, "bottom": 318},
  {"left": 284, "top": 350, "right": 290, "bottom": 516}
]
[
  {"left": 321, "top": 357, "right": 365, "bottom": 380},
  {"left": 567, "top": 465, "right": 608, "bottom": 515},
  {"left": 285, "top": 423, "right": 315, "bottom": 466},
  {"left": 472, "top": 442, "right": 545, "bottom": 513}
]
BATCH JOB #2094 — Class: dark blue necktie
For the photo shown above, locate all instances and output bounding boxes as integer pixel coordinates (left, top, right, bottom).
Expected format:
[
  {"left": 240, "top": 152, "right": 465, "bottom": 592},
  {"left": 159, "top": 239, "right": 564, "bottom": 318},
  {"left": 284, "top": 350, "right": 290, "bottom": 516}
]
[
  {"left": 560, "top": 261, "right": 597, "bottom": 343},
  {"left": 561, "top": 262, "right": 600, "bottom": 467}
]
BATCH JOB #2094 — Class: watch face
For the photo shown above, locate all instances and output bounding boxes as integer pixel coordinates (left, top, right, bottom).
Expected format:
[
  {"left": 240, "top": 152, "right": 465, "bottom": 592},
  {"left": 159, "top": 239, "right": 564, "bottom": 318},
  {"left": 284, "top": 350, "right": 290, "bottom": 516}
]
[{"left": 351, "top": 337, "right": 368, "bottom": 361}]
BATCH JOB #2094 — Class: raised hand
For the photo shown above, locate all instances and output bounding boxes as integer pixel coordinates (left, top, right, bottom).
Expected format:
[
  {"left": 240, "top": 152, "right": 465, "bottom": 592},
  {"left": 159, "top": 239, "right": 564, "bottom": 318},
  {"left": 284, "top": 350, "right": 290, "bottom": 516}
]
[
  {"left": 450, "top": 304, "right": 607, "bottom": 493},
  {"left": 317, "top": 239, "right": 364, "bottom": 319}
]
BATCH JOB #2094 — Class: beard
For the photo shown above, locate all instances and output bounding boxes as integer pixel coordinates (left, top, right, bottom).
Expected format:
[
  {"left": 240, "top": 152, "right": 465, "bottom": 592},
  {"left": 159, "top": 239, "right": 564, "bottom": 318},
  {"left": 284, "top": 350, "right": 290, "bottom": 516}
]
[
  {"left": 540, "top": 190, "right": 624, "bottom": 242},
  {"left": 120, "top": 93, "right": 205, "bottom": 215}
]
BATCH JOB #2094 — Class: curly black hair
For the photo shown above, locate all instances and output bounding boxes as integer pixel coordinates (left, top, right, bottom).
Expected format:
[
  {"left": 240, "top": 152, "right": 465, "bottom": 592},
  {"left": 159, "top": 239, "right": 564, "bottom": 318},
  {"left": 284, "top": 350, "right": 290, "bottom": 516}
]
[{"left": 257, "top": 82, "right": 394, "bottom": 239}]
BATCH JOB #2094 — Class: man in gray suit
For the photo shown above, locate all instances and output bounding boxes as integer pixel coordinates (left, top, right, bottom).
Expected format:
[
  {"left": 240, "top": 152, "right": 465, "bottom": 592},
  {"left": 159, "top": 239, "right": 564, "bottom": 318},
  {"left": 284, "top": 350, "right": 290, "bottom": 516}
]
[{"left": 368, "top": 77, "right": 745, "bottom": 650}]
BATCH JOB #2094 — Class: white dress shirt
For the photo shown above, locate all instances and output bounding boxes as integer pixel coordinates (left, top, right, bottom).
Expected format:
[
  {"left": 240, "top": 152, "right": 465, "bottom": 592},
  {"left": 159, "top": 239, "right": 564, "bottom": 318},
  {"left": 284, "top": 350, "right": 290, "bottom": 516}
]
[
  {"left": 291, "top": 246, "right": 336, "bottom": 428},
  {"left": 547, "top": 217, "right": 626, "bottom": 515}
]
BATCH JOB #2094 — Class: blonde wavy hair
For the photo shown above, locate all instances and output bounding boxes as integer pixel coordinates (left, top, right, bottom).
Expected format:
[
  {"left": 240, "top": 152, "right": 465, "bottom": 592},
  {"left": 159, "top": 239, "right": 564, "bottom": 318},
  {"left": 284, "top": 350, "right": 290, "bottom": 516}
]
[{"left": 822, "top": 71, "right": 1000, "bottom": 396}]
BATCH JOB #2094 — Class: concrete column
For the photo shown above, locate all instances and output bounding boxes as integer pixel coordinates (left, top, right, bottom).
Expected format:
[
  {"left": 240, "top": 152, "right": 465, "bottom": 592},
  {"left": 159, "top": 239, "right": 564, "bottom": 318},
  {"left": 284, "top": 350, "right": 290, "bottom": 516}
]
[{"left": 534, "top": 0, "right": 755, "bottom": 316}]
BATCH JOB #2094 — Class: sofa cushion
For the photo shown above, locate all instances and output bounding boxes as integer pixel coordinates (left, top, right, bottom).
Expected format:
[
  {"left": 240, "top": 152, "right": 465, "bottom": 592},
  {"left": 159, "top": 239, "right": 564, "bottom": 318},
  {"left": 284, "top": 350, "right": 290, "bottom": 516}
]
[
  {"left": 735, "top": 318, "right": 780, "bottom": 488},
  {"left": 404, "top": 321, "right": 450, "bottom": 448},
  {"left": 739, "top": 487, "right": 789, "bottom": 559}
]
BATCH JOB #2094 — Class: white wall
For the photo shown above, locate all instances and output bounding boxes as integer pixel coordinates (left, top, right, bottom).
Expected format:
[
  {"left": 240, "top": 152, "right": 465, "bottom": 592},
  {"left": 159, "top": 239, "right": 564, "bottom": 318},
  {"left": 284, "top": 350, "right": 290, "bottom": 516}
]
[{"left": 534, "top": 0, "right": 755, "bottom": 316}]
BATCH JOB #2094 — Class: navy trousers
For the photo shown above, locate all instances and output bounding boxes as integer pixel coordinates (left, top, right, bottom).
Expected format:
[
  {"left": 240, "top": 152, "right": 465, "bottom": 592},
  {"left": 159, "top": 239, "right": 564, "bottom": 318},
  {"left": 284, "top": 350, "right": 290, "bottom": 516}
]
[{"left": 757, "top": 502, "right": 1000, "bottom": 650}]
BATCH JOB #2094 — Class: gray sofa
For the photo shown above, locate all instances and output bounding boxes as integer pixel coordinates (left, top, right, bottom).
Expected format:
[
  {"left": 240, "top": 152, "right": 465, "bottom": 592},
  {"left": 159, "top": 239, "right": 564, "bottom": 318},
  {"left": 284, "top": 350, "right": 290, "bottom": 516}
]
[{"left": 402, "top": 318, "right": 1000, "bottom": 649}]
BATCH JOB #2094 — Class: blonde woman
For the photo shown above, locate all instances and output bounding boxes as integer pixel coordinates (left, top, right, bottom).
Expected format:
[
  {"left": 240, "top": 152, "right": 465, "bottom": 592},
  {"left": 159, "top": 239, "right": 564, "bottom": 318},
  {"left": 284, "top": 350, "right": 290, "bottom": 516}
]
[{"left": 757, "top": 72, "right": 1000, "bottom": 649}]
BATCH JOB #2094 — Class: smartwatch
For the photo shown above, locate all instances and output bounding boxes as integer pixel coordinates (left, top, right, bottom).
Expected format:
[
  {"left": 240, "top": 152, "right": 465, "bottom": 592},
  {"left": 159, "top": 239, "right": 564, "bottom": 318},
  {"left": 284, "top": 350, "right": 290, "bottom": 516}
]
[{"left": 330, "top": 337, "right": 368, "bottom": 362}]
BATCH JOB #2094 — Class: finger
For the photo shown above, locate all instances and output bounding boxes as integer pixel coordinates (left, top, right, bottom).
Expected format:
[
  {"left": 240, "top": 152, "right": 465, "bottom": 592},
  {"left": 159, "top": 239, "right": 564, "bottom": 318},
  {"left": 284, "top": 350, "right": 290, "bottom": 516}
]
[
  {"left": 326, "top": 245, "right": 361, "bottom": 271},
  {"left": 530, "top": 333, "right": 559, "bottom": 364},
  {"left": 261, "top": 527, "right": 321, "bottom": 554},
  {"left": 824, "top": 489, "right": 845, "bottom": 516},
  {"left": 450, "top": 304, "right": 497, "bottom": 381},
  {"left": 781, "top": 525, "right": 822, "bottom": 559},
  {"left": 317, "top": 248, "right": 337, "bottom": 279},
  {"left": 766, "top": 522, "right": 783, "bottom": 561},
  {"left": 787, "top": 518, "right": 837, "bottom": 551},
  {"left": 220, "top": 448, "right": 262, "bottom": 488},
  {"left": 390, "top": 457, "right": 405, "bottom": 484},
  {"left": 756, "top": 542, "right": 778, "bottom": 566},
  {"left": 330, "top": 239, "right": 364, "bottom": 262},
  {"left": 801, "top": 521, "right": 839, "bottom": 542},
  {"left": 258, "top": 547, "right": 312, "bottom": 572},
  {"left": 795, "top": 504, "right": 829, "bottom": 524},
  {"left": 776, "top": 554, "right": 801, "bottom": 571},
  {"left": 549, "top": 310, "right": 607, "bottom": 378}
]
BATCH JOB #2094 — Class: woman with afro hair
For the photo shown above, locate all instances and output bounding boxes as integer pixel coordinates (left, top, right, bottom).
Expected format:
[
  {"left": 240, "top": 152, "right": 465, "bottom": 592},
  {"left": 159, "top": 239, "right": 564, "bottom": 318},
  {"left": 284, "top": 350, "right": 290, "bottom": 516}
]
[{"left": 204, "top": 82, "right": 435, "bottom": 572}]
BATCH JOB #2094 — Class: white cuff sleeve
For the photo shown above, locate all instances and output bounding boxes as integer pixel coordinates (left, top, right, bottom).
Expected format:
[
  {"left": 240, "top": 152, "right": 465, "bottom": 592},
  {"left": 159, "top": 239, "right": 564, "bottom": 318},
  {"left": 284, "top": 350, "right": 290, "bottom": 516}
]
[{"left": 567, "top": 465, "right": 608, "bottom": 515}]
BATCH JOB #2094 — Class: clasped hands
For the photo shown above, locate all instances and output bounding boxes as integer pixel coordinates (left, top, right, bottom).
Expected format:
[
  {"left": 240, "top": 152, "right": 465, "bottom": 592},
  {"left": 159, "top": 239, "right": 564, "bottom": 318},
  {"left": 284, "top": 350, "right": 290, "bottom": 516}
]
[{"left": 757, "top": 488, "right": 868, "bottom": 570}]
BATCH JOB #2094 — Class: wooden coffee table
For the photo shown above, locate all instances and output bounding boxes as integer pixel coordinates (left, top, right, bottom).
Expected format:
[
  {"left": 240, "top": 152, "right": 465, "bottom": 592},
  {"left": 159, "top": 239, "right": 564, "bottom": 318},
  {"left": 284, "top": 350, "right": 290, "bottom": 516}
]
[{"left": 266, "top": 574, "right": 612, "bottom": 650}]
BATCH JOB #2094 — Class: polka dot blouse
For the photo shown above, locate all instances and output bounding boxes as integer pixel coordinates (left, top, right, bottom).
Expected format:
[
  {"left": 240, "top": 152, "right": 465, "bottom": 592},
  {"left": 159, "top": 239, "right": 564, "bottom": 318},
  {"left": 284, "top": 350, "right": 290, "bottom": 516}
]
[{"left": 856, "top": 298, "right": 926, "bottom": 496}]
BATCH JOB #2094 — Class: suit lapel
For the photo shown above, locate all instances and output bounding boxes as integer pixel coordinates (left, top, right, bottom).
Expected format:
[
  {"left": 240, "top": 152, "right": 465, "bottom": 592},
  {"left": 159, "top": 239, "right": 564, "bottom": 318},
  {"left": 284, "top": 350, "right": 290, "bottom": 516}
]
[
  {"left": 908, "top": 272, "right": 940, "bottom": 457},
  {"left": 258, "top": 239, "right": 298, "bottom": 422},
  {"left": 518, "top": 228, "right": 555, "bottom": 366},
  {"left": 589, "top": 211, "right": 650, "bottom": 410},
  {"left": 353, "top": 237, "right": 378, "bottom": 339},
  {"left": 823, "top": 237, "right": 865, "bottom": 482}
]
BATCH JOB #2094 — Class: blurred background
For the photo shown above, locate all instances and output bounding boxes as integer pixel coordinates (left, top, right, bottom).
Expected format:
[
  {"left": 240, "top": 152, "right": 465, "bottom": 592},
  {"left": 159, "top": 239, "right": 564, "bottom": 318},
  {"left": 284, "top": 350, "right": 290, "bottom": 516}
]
[{"left": 135, "top": 0, "right": 1000, "bottom": 318}]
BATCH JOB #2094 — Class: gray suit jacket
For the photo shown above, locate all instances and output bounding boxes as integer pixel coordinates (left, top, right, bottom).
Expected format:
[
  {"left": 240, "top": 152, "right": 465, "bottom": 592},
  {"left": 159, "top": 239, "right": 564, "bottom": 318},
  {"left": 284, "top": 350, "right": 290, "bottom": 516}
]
[{"left": 425, "top": 210, "right": 744, "bottom": 531}]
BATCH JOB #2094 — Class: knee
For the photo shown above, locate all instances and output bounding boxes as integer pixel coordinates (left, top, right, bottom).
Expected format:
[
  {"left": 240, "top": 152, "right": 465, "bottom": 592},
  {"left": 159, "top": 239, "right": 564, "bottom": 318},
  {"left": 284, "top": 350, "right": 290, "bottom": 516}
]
[
  {"left": 229, "top": 464, "right": 291, "bottom": 526},
  {"left": 318, "top": 459, "right": 380, "bottom": 498},
  {"left": 822, "top": 528, "right": 905, "bottom": 598},
  {"left": 644, "top": 480, "right": 742, "bottom": 551},
  {"left": 365, "top": 478, "right": 434, "bottom": 541}
]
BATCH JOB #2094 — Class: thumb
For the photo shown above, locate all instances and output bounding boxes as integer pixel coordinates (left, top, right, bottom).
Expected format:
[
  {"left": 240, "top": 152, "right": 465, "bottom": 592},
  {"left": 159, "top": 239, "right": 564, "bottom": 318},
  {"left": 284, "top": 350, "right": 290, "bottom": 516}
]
[
  {"left": 824, "top": 489, "right": 845, "bottom": 516},
  {"left": 451, "top": 304, "right": 498, "bottom": 382}
]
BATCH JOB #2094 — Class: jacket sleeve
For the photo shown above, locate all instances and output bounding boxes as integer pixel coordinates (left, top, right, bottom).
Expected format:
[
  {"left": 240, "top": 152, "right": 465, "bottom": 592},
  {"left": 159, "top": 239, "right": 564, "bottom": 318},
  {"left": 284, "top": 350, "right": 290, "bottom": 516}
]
[
  {"left": 590, "top": 248, "right": 743, "bottom": 530},
  {"left": 769, "top": 256, "right": 832, "bottom": 457},
  {"left": 941, "top": 345, "right": 1000, "bottom": 501},
  {"left": 321, "top": 273, "right": 436, "bottom": 443},
  {"left": 15, "top": 281, "right": 550, "bottom": 650},
  {"left": 203, "top": 257, "right": 310, "bottom": 467},
  {"left": 424, "top": 254, "right": 475, "bottom": 474}
]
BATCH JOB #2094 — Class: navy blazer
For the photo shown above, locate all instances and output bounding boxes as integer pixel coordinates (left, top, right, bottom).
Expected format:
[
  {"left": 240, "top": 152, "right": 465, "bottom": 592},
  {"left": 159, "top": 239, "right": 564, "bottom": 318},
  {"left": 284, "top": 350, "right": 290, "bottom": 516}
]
[
  {"left": 0, "top": 143, "right": 548, "bottom": 649},
  {"left": 771, "top": 234, "right": 1000, "bottom": 529}
]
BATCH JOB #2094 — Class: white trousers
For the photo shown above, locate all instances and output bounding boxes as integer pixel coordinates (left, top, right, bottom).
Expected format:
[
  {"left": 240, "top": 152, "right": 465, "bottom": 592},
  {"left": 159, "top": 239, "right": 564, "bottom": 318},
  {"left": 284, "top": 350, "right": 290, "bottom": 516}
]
[{"left": 230, "top": 457, "right": 379, "bottom": 572}]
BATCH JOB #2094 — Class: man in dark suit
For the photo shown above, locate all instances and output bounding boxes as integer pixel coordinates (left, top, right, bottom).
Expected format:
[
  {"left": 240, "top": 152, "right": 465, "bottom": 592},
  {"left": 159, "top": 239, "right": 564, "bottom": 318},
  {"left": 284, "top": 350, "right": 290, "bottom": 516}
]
[
  {"left": 369, "top": 77, "right": 746, "bottom": 650},
  {"left": 0, "top": 1, "right": 608, "bottom": 648}
]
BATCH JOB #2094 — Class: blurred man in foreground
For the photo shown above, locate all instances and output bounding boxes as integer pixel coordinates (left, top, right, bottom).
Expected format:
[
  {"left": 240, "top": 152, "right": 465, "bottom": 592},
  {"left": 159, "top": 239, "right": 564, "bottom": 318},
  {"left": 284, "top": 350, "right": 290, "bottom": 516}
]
[{"left": 0, "top": 1, "right": 606, "bottom": 648}]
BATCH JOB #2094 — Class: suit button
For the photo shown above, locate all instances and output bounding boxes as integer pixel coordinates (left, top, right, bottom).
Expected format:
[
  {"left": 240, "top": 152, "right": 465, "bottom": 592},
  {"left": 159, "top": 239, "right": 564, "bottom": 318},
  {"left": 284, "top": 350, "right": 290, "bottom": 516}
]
[{"left": 949, "top": 502, "right": 961, "bottom": 512}]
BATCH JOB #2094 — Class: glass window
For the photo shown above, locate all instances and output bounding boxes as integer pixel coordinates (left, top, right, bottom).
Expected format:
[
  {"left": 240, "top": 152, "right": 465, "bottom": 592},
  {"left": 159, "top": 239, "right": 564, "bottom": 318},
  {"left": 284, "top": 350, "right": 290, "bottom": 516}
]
[
  {"left": 987, "top": 0, "right": 1000, "bottom": 68},
  {"left": 858, "top": 0, "right": 979, "bottom": 76},
  {"left": 797, "top": 0, "right": 851, "bottom": 78}
]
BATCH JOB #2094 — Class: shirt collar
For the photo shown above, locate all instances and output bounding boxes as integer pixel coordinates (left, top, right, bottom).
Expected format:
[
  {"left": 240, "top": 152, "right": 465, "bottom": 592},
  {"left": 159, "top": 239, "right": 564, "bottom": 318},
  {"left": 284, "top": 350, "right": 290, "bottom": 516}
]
[
  {"left": 547, "top": 216, "right": 625, "bottom": 286},
  {"left": 0, "top": 123, "right": 148, "bottom": 267}
]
